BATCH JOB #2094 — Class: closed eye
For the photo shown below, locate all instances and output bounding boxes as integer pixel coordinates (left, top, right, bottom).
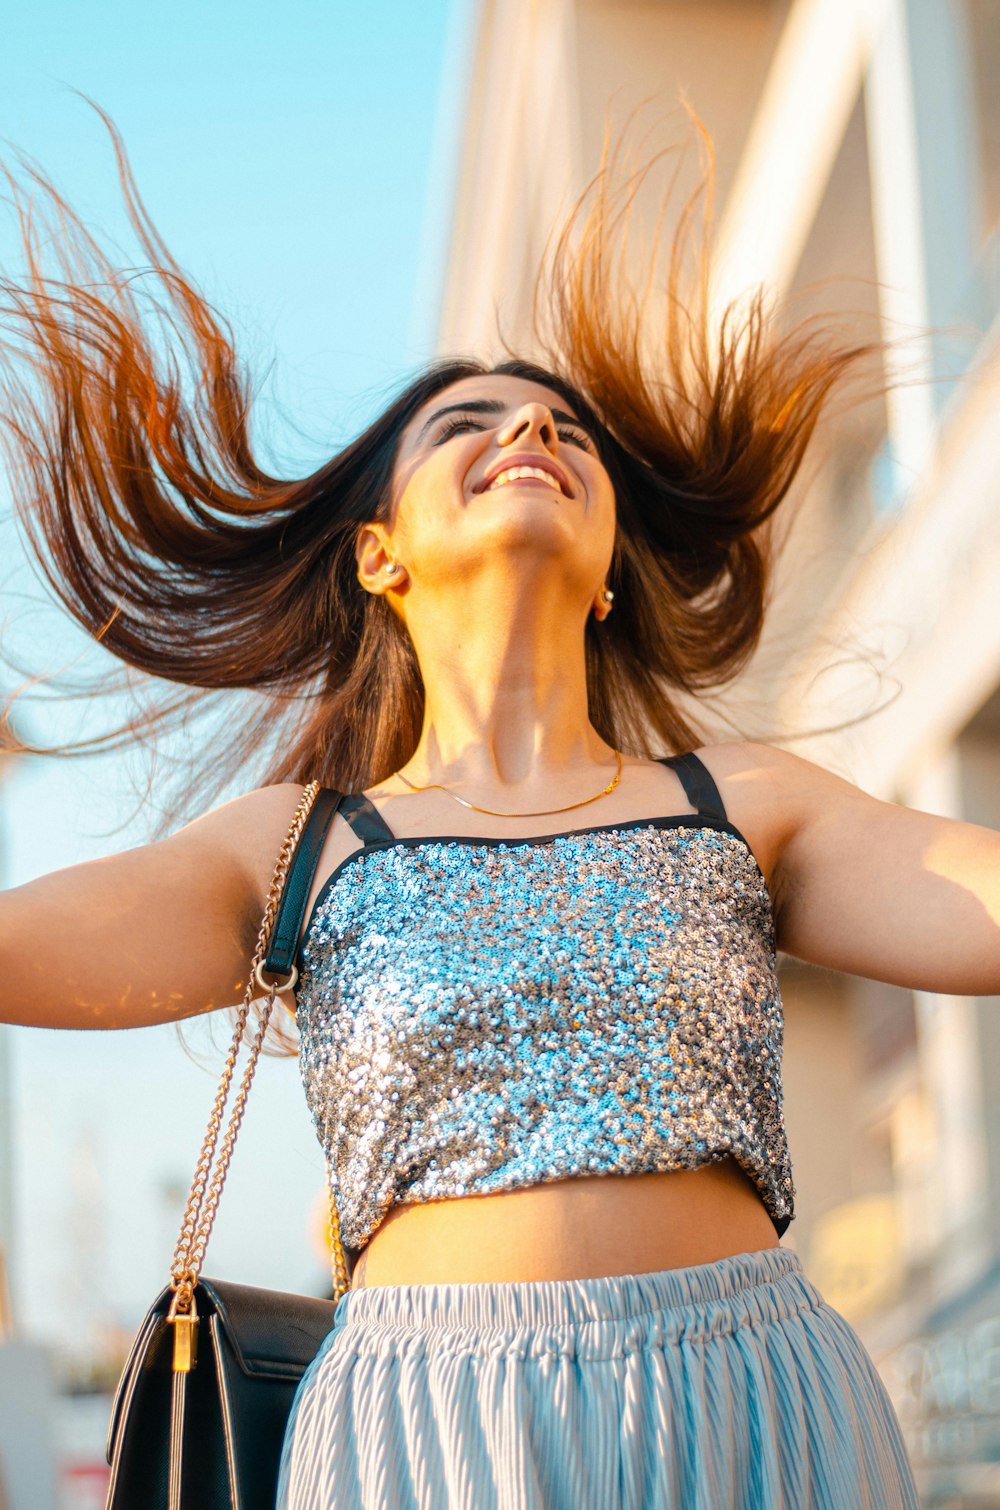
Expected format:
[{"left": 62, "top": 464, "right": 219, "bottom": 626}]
[{"left": 435, "top": 414, "right": 595, "bottom": 450}]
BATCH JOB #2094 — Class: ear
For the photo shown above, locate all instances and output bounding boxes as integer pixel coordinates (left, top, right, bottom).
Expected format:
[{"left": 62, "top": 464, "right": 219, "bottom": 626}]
[
  {"left": 592, "top": 586, "right": 613, "bottom": 623},
  {"left": 356, "top": 525, "right": 407, "bottom": 595}
]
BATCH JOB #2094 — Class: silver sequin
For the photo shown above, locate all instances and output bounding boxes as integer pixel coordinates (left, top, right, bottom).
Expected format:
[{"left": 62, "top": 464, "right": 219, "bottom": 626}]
[{"left": 296, "top": 820, "right": 795, "bottom": 1251}]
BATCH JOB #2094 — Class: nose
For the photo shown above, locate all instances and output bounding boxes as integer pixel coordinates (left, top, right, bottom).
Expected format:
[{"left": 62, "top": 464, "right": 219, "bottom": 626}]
[{"left": 497, "top": 403, "right": 559, "bottom": 451}]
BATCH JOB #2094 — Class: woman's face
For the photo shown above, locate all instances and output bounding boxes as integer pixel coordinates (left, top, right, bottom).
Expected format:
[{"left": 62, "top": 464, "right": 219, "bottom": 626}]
[{"left": 362, "top": 374, "right": 617, "bottom": 611}]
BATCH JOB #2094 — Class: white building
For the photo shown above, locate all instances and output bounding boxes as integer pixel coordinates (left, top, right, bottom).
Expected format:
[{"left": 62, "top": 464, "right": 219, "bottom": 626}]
[{"left": 434, "top": 4, "right": 1000, "bottom": 1503}]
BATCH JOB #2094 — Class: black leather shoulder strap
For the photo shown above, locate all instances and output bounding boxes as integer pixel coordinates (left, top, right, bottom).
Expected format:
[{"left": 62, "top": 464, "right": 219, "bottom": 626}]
[
  {"left": 658, "top": 753, "right": 727, "bottom": 822},
  {"left": 264, "top": 788, "right": 344, "bottom": 976}
]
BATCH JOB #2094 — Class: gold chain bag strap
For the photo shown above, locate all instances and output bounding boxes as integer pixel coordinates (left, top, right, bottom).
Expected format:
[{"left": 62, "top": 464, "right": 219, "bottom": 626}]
[
  {"left": 167, "top": 781, "right": 349, "bottom": 1351},
  {"left": 105, "top": 782, "right": 351, "bottom": 1510}
]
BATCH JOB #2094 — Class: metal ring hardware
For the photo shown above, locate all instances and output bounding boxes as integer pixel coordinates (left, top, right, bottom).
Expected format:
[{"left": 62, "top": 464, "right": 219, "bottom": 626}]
[{"left": 253, "top": 960, "right": 299, "bottom": 996}]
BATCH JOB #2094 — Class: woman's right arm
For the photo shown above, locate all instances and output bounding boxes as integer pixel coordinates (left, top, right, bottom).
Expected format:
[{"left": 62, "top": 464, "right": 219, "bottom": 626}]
[{"left": 0, "top": 782, "right": 310, "bottom": 1030}]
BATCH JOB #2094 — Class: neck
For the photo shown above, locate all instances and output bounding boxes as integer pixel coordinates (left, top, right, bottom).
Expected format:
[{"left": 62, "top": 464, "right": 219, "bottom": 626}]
[{"left": 402, "top": 588, "right": 612, "bottom": 793}]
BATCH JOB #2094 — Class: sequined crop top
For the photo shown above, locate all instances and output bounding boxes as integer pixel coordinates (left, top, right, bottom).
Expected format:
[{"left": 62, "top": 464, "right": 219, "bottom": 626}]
[{"left": 295, "top": 753, "right": 795, "bottom": 1257}]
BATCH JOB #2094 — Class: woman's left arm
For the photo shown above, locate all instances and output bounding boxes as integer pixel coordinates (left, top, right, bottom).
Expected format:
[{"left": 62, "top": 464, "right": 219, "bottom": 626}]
[{"left": 742, "top": 743, "right": 1000, "bottom": 995}]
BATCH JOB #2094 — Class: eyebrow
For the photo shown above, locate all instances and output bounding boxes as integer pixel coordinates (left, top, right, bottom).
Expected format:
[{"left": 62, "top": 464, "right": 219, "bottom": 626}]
[{"left": 414, "top": 397, "right": 597, "bottom": 445}]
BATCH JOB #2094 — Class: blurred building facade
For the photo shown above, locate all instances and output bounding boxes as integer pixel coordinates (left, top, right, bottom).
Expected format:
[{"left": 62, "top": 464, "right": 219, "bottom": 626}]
[
  {"left": 0, "top": 720, "right": 21, "bottom": 1322},
  {"left": 436, "top": 3, "right": 1000, "bottom": 1505},
  {"left": 0, "top": 731, "right": 60, "bottom": 1509}
]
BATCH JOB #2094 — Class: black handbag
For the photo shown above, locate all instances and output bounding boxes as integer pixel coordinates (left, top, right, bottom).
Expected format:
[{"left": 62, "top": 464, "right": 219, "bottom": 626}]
[
  {"left": 104, "top": 1278, "right": 338, "bottom": 1510},
  {"left": 105, "top": 782, "right": 350, "bottom": 1510}
]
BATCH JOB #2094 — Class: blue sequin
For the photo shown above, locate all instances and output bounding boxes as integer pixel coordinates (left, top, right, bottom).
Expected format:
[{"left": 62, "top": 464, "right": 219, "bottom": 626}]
[{"left": 296, "top": 821, "right": 795, "bottom": 1250}]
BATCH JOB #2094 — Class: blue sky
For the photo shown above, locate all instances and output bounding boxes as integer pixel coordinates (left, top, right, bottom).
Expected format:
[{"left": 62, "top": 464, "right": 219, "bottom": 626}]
[{"left": 0, "top": 0, "right": 470, "bottom": 1352}]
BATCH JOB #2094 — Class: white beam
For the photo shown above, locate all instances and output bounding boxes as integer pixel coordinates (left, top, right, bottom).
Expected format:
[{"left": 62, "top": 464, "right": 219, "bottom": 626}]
[
  {"left": 773, "top": 317, "right": 1000, "bottom": 798},
  {"left": 865, "top": 0, "right": 979, "bottom": 498},
  {"left": 437, "top": 0, "right": 581, "bottom": 358},
  {"left": 711, "top": 0, "right": 882, "bottom": 318},
  {"left": 907, "top": 752, "right": 991, "bottom": 1285}
]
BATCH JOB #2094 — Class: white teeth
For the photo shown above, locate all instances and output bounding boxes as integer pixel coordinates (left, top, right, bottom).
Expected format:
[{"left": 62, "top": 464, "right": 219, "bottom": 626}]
[{"left": 486, "top": 465, "right": 562, "bottom": 493}]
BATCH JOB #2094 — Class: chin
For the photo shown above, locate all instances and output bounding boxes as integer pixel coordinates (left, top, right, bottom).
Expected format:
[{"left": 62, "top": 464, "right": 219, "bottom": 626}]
[{"left": 476, "top": 509, "right": 576, "bottom": 554}]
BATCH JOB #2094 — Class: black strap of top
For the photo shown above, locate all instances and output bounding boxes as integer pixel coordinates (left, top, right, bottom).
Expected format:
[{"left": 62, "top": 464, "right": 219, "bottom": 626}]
[
  {"left": 338, "top": 791, "right": 396, "bottom": 845},
  {"left": 264, "top": 788, "right": 343, "bottom": 975},
  {"left": 658, "top": 753, "right": 727, "bottom": 822}
]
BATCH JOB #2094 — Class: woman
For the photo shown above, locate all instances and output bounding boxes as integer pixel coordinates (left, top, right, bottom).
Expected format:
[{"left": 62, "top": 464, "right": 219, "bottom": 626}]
[{"left": 0, "top": 116, "right": 989, "bottom": 1508}]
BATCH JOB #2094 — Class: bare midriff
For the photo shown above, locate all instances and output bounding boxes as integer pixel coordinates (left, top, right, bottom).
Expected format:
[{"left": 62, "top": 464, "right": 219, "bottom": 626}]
[{"left": 350, "top": 1158, "right": 780, "bottom": 1289}]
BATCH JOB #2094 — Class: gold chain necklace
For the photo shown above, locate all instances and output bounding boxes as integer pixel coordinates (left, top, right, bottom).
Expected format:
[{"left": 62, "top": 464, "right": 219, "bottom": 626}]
[{"left": 395, "top": 750, "right": 623, "bottom": 818}]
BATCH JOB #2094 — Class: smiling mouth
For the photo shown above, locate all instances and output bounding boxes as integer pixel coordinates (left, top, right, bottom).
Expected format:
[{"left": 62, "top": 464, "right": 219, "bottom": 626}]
[{"left": 483, "top": 465, "right": 569, "bottom": 496}]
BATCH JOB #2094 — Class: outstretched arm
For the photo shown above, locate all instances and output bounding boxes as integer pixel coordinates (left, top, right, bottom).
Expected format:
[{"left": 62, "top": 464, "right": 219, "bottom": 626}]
[
  {"left": 749, "top": 744, "right": 1000, "bottom": 995},
  {"left": 0, "top": 783, "right": 307, "bottom": 1029}
]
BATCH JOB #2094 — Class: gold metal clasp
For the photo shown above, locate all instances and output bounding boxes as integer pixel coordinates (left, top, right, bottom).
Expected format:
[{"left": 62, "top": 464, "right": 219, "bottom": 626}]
[
  {"left": 253, "top": 961, "right": 298, "bottom": 996},
  {"left": 167, "top": 1285, "right": 200, "bottom": 1373}
]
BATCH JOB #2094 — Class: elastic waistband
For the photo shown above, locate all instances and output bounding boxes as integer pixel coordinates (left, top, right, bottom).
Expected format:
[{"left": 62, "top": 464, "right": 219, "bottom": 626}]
[{"left": 333, "top": 1247, "right": 820, "bottom": 1356}]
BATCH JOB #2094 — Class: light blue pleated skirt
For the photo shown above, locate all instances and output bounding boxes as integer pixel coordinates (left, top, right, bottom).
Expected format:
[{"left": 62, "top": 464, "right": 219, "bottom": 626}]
[{"left": 277, "top": 1247, "right": 917, "bottom": 1509}]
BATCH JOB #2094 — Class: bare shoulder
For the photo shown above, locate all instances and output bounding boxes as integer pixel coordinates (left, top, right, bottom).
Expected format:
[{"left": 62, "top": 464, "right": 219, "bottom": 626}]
[
  {"left": 168, "top": 781, "right": 365, "bottom": 921},
  {"left": 691, "top": 744, "right": 1000, "bottom": 992},
  {"left": 1, "top": 780, "right": 350, "bottom": 1032},
  {"left": 168, "top": 780, "right": 307, "bottom": 844},
  {"left": 692, "top": 739, "right": 859, "bottom": 807},
  {"left": 163, "top": 782, "right": 316, "bottom": 912},
  {"left": 687, "top": 740, "right": 866, "bottom": 897}
]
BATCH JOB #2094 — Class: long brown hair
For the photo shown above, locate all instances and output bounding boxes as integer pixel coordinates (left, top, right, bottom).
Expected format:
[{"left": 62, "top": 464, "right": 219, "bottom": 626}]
[{"left": 1, "top": 108, "right": 877, "bottom": 816}]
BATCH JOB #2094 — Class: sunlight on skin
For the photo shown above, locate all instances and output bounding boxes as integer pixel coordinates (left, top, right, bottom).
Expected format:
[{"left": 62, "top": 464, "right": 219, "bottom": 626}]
[
  {"left": 922, "top": 825, "right": 1000, "bottom": 927},
  {"left": 355, "top": 375, "right": 620, "bottom": 795}
]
